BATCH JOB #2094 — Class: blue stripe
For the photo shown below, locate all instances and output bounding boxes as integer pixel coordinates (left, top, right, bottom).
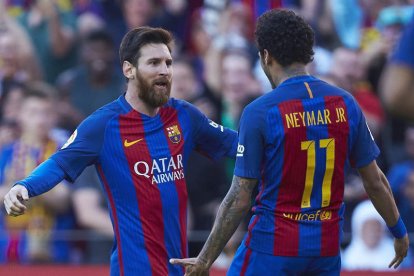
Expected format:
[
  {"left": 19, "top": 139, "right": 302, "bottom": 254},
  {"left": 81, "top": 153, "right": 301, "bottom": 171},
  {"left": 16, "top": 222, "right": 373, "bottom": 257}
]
[
  {"left": 143, "top": 115, "right": 182, "bottom": 275},
  {"left": 176, "top": 104, "right": 195, "bottom": 169},
  {"left": 100, "top": 116, "right": 151, "bottom": 274},
  {"left": 249, "top": 105, "right": 284, "bottom": 252},
  {"left": 298, "top": 98, "right": 329, "bottom": 256}
]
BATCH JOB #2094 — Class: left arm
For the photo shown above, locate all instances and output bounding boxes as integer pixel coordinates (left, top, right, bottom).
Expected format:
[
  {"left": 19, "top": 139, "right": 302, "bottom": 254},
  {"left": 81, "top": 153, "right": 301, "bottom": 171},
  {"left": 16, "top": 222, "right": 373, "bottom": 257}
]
[{"left": 170, "top": 175, "right": 257, "bottom": 274}]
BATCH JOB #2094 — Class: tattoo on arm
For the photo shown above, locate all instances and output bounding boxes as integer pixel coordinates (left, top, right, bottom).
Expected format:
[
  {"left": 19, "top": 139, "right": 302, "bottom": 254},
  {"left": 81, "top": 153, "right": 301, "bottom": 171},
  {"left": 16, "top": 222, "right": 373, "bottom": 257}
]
[{"left": 198, "top": 175, "right": 258, "bottom": 267}]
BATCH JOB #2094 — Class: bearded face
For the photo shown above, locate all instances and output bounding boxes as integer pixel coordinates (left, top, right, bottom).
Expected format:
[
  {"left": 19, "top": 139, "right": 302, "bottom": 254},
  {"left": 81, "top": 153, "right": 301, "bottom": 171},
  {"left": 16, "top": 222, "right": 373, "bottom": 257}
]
[
  {"left": 130, "top": 43, "right": 173, "bottom": 108},
  {"left": 136, "top": 70, "right": 171, "bottom": 108}
]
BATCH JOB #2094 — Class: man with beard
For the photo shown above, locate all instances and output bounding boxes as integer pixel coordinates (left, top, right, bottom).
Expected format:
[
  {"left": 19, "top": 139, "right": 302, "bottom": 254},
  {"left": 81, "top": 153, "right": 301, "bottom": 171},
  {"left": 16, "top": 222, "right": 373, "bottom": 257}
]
[{"left": 3, "top": 27, "right": 238, "bottom": 275}]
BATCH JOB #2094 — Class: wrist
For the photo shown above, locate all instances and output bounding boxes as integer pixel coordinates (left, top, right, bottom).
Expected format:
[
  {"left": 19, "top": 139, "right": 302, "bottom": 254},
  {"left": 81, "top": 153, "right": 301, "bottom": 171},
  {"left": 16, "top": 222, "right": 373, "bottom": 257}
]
[{"left": 388, "top": 217, "right": 407, "bottom": 239}]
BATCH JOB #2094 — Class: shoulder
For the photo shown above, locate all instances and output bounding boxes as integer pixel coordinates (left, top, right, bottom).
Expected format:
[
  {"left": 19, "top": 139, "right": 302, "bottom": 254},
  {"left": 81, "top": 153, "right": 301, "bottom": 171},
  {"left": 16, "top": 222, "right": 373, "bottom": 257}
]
[
  {"left": 165, "top": 98, "right": 202, "bottom": 117},
  {"left": 77, "top": 97, "right": 125, "bottom": 131}
]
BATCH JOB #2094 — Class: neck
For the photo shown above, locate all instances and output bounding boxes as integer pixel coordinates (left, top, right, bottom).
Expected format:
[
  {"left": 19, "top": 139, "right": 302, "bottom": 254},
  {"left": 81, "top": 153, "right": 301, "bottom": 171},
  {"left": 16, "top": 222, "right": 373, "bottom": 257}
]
[
  {"left": 272, "top": 64, "right": 308, "bottom": 87},
  {"left": 125, "top": 87, "right": 159, "bottom": 117}
]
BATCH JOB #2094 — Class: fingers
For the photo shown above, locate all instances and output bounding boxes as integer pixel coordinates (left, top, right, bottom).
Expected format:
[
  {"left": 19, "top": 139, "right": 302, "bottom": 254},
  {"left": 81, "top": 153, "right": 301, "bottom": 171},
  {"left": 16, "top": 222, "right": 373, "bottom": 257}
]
[
  {"left": 169, "top": 258, "right": 195, "bottom": 266},
  {"left": 3, "top": 192, "right": 27, "bottom": 216},
  {"left": 388, "top": 256, "right": 404, "bottom": 269}
]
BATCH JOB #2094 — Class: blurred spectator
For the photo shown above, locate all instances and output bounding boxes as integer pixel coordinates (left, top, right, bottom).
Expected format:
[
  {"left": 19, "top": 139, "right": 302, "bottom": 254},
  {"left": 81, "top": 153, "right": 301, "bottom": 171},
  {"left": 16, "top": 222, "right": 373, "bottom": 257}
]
[
  {"left": 0, "top": 82, "right": 74, "bottom": 263},
  {"left": 56, "top": 29, "right": 124, "bottom": 131},
  {"left": 0, "top": 8, "right": 42, "bottom": 93},
  {"left": 327, "top": 47, "right": 385, "bottom": 140},
  {"left": 0, "top": 81, "right": 24, "bottom": 149},
  {"left": 16, "top": 0, "right": 77, "bottom": 84},
  {"left": 71, "top": 165, "right": 113, "bottom": 264},
  {"left": 220, "top": 51, "right": 261, "bottom": 130},
  {"left": 381, "top": 12, "right": 414, "bottom": 121},
  {"left": 342, "top": 200, "right": 412, "bottom": 271}
]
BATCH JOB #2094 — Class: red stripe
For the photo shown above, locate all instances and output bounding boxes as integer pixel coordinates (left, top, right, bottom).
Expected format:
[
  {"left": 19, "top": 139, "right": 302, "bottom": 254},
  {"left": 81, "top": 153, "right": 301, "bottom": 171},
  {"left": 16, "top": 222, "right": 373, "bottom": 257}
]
[
  {"left": 322, "top": 96, "right": 349, "bottom": 256},
  {"left": 244, "top": 215, "right": 259, "bottom": 247},
  {"left": 245, "top": 173, "right": 265, "bottom": 247},
  {"left": 97, "top": 165, "right": 124, "bottom": 276},
  {"left": 240, "top": 247, "right": 253, "bottom": 276},
  {"left": 159, "top": 107, "right": 188, "bottom": 261},
  {"left": 119, "top": 112, "right": 167, "bottom": 275},
  {"left": 272, "top": 0, "right": 282, "bottom": 9},
  {"left": 274, "top": 100, "right": 307, "bottom": 256}
]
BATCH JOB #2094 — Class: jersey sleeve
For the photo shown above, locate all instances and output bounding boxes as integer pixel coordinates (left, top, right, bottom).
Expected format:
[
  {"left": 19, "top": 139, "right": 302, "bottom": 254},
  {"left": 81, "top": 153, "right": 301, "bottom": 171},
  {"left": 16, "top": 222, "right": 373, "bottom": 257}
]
[
  {"left": 234, "top": 105, "right": 264, "bottom": 179},
  {"left": 184, "top": 101, "right": 238, "bottom": 160},
  {"left": 350, "top": 101, "right": 380, "bottom": 168},
  {"left": 391, "top": 14, "right": 414, "bottom": 68},
  {"left": 51, "top": 111, "right": 110, "bottom": 182}
]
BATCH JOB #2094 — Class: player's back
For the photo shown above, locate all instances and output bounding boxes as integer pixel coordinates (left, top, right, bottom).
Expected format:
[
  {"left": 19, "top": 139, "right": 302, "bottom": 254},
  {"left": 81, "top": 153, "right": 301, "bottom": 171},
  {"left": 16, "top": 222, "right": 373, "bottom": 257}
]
[{"left": 238, "top": 75, "right": 379, "bottom": 257}]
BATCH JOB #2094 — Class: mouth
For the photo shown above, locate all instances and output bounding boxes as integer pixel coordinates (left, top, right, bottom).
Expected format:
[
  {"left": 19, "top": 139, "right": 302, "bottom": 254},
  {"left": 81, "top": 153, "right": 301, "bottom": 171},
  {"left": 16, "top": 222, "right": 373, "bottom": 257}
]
[{"left": 153, "top": 80, "right": 169, "bottom": 90}]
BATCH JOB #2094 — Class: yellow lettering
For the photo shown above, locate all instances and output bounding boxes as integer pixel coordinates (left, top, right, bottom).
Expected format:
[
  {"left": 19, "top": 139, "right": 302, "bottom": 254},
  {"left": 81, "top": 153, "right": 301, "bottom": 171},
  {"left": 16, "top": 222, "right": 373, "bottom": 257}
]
[
  {"left": 308, "top": 214, "right": 315, "bottom": 221},
  {"left": 307, "top": 111, "right": 316, "bottom": 126},
  {"left": 293, "top": 112, "right": 300, "bottom": 127},
  {"left": 335, "top": 108, "right": 347, "bottom": 123},
  {"left": 285, "top": 113, "right": 295, "bottom": 128},
  {"left": 298, "top": 112, "right": 306, "bottom": 127},
  {"left": 317, "top": 110, "right": 325, "bottom": 124},
  {"left": 324, "top": 109, "right": 331, "bottom": 124}
]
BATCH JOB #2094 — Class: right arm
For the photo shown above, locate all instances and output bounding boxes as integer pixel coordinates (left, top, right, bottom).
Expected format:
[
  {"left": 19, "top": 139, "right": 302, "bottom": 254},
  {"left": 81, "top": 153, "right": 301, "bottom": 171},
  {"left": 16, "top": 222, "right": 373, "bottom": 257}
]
[{"left": 357, "top": 161, "right": 409, "bottom": 268}]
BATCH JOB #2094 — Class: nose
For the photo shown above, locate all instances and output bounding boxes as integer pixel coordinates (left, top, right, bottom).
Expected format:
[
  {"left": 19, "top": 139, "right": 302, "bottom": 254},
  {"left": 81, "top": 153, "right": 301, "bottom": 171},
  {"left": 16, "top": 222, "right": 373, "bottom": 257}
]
[{"left": 159, "top": 62, "right": 171, "bottom": 76}]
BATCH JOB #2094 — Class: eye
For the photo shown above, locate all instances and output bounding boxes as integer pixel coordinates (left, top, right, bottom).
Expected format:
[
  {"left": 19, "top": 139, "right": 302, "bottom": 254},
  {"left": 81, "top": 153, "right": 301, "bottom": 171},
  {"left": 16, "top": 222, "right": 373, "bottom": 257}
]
[{"left": 166, "top": 60, "right": 172, "bottom": 67}]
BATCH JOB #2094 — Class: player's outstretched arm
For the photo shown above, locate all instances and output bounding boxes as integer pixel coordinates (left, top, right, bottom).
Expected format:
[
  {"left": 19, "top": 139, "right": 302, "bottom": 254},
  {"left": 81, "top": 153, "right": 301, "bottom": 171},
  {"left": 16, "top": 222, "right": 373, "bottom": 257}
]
[
  {"left": 170, "top": 175, "right": 258, "bottom": 275},
  {"left": 4, "top": 185, "right": 29, "bottom": 216},
  {"left": 358, "top": 160, "right": 409, "bottom": 269}
]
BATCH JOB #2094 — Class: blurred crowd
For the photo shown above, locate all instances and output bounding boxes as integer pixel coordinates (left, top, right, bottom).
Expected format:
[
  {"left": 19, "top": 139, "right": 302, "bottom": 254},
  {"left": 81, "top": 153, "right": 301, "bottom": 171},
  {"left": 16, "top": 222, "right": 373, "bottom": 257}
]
[{"left": 0, "top": 0, "right": 413, "bottom": 271}]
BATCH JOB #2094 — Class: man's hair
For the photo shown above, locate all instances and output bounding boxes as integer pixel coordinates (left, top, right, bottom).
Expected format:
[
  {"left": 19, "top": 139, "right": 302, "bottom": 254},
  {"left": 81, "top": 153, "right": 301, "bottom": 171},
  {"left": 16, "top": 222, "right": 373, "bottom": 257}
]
[
  {"left": 82, "top": 29, "right": 114, "bottom": 48},
  {"left": 255, "top": 9, "right": 314, "bottom": 67},
  {"left": 119, "top": 26, "right": 173, "bottom": 66},
  {"left": 24, "top": 81, "right": 58, "bottom": 102}
]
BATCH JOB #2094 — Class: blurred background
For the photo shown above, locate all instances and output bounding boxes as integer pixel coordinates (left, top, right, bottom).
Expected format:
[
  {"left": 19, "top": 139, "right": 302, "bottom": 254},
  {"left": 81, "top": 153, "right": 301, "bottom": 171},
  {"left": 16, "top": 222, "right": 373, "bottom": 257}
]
[{"left": 0, "top": 0, "right": 413, "bottom": 274}]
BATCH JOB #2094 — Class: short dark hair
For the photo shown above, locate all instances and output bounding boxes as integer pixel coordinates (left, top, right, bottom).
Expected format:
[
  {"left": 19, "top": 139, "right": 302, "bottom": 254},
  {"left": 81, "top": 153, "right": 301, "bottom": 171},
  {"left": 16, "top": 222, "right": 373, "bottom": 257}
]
[
  {"left": 255, "top": 9, "right": 314, "bottom": 67},
  {"left": 119, "top": 26, "right": 173, "bottom": 66},
  {"left": 25, "top": 81, "right": 58, "bottom": 102},
  {"left": 82, "top": 29, "right": 114, "bottom": 48}
]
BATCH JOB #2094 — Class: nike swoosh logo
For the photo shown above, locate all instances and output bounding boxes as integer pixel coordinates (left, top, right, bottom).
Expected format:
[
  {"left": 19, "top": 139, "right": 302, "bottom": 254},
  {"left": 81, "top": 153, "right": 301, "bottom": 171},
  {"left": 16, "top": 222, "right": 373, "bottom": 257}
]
[{"left": 124, "top": 138, "right": 143, "bottom": 147}]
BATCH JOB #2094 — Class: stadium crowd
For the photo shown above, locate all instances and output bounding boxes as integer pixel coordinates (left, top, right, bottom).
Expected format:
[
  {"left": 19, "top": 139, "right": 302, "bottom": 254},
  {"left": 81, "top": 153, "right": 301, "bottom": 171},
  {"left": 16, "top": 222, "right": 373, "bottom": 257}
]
[{"left": 0, "top": 0, "right": 413, "bottom": 272}]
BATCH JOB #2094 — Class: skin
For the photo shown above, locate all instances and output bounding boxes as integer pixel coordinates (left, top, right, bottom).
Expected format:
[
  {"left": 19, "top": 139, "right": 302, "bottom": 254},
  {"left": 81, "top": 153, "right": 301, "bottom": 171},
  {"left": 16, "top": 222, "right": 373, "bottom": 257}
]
[{"left": 170, "top": 49, "right": 409, "bottom": 274}]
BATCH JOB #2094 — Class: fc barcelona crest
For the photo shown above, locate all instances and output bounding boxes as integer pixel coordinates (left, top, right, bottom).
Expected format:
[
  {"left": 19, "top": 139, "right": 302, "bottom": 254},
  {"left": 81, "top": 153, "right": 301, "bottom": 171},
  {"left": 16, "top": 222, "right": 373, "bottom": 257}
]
[{"left": 167, "top": 125, "right": 181, "bottom": 144}]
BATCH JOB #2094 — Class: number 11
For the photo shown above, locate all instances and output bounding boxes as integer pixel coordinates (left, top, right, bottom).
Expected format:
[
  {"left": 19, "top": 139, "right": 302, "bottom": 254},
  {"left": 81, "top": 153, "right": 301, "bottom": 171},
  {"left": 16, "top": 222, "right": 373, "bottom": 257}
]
[{"left": 300, "top": 138, "right": 335, "bottom": 208}]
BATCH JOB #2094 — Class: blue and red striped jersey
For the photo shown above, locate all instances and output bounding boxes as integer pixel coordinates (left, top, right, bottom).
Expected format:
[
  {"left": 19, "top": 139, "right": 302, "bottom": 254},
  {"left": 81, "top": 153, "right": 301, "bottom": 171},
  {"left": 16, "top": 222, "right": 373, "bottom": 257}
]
[
  {"left": 51, "top": 95, "right": 237, "bottom": 275},
  {"left": 234, "top": 75, "right": 379, "bottom": 257}
]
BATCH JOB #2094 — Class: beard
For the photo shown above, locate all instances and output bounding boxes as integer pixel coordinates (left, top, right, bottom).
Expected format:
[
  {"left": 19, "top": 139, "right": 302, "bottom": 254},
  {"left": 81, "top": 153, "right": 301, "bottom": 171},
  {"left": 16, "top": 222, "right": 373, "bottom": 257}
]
[{"left": 136, "top": 71, "right": 171, "bottom": 108}]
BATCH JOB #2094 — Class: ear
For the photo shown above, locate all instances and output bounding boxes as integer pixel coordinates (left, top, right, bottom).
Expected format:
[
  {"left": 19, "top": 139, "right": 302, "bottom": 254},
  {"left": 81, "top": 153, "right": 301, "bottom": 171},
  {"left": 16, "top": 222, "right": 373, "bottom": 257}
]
[
  {"left": 263, "top": 49, "right": 271, "bottom": 65},
  {"left": 122, "top": 61, "right": 135, "bottom": 80}
]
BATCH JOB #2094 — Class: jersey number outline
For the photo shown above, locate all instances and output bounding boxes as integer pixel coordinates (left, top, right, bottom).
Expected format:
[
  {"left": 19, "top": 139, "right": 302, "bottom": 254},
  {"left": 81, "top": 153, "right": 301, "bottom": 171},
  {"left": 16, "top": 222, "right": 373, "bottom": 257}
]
[{"left": 300, "top": 138, "right": 335, "bottom": 208}]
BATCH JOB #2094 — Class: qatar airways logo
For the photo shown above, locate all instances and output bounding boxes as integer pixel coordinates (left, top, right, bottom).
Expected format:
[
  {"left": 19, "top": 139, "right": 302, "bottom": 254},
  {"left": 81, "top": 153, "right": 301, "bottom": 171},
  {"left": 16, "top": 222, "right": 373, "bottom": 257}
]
[{"left": 133, "top": 154, "right": 185, "bottom": 184}]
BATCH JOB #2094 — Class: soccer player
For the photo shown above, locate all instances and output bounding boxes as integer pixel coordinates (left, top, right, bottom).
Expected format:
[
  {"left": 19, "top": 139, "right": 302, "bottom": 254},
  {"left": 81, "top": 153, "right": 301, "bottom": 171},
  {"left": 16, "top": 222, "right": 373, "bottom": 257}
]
[
  {"left": 4, "top": 27, "right": 237, "bottom": 275},
  {"left": 170, "top": 9, "right": 409, "bottom": 275}
]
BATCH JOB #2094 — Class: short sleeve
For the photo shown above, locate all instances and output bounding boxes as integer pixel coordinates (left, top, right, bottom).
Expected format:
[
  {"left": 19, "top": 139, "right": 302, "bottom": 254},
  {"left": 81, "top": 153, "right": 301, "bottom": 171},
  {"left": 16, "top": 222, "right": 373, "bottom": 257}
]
[
  {"left": 51, "top": 112, "right": 109, "bottom": 181},
  {"left": 350, "top": 104, "right": 380, "bottom": 168},
  {"left": 234, "top": 106, "right": 264, "bottom": 179},
  {"left": 184, "top": 101, "right": 238, "bottom": 160}
]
